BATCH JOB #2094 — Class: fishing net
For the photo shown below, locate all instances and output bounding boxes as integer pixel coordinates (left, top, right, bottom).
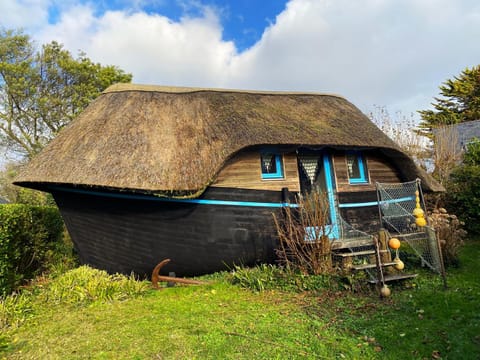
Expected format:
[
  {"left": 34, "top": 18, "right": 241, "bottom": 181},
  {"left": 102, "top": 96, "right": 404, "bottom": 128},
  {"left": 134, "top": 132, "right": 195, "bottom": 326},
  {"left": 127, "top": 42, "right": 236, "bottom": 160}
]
[{"left": 376, "top": 179, "right": 443, "bottom": 273}]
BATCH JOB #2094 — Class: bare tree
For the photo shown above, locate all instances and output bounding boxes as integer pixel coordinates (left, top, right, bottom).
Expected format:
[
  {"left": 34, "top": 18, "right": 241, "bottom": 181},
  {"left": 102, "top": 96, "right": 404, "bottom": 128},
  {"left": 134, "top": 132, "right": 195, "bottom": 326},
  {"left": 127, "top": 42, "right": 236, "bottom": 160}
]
[
  {"left": 274, "top": 191, "right": 334, "bottom": 275},
  {"left": 369, "top": 105, "right": 431, "bottom": 171},
  {"left": 432, "top": 125, "right": 463, "bottom": 185}
]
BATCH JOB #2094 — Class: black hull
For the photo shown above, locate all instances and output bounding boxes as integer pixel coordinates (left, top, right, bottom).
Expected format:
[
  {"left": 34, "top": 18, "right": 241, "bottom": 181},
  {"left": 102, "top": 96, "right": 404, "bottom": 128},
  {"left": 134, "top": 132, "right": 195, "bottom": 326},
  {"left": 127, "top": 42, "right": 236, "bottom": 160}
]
[
  {"left": 52, "top": 187, "right": 285, "bottom": 276},
  {"left": 338, "top": 191, "right": 381, "bottom": 234}
]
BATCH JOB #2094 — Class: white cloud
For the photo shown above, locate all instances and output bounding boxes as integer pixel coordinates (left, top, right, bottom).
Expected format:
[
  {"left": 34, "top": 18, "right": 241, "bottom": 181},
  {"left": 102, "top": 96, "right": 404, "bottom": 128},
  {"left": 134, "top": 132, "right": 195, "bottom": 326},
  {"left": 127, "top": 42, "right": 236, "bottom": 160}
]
[
  {"left": 0, "top": 0, "right": 50, "bottom": 29},
  {"left": 2, "top": 0, "right": 480, "bottom": 117},
  {"left": 35, "top": 3, "right": 237, "bottom": 87},
  {"left": 227, "top": 0, "right": 480, "bottom": 114}
]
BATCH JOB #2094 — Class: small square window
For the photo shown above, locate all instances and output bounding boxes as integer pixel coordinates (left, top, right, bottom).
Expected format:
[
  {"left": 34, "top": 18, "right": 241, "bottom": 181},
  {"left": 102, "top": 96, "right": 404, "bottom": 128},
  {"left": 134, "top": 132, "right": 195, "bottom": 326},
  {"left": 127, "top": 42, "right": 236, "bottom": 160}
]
[
  {"left": 346, "top": 152, "right": 368, "bottom": 184},
  {"left": 261, "top": 154, "right": 284, "bottom": 179}
]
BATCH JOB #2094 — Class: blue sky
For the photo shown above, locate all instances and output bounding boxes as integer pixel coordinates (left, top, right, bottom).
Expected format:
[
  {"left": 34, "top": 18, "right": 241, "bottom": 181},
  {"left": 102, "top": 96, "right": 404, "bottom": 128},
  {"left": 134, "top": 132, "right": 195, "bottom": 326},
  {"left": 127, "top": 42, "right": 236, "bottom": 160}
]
[
  {"left": 44, "top": 0, "right": 287, "bottom": 51},
  {"left": 1, "top": 0, "right": 480, "bottom": 121}
]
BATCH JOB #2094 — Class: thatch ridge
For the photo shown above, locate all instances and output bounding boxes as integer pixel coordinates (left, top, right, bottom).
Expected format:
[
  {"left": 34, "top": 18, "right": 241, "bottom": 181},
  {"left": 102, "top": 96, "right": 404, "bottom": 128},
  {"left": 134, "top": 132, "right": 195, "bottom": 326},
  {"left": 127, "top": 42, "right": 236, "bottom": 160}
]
[
  {"left": 103, "top": 83, "right": 346, "bottom": 98},
  {"left": 15, "top": 84, "right": 444, "bottom": 195}
]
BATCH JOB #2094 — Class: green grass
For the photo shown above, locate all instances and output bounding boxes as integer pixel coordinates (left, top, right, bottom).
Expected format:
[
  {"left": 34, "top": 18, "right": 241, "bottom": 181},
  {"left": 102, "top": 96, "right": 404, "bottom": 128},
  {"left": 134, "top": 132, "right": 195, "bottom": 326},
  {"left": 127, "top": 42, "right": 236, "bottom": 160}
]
[
  {"left": 2, "top": 283, "right": 372, "bottom": 359},
  {"left": 1, "top": 239, "right": 479, "bottom": 359},
  {"left": 317, "top": 238, "right": 480, "bottom": 359}
]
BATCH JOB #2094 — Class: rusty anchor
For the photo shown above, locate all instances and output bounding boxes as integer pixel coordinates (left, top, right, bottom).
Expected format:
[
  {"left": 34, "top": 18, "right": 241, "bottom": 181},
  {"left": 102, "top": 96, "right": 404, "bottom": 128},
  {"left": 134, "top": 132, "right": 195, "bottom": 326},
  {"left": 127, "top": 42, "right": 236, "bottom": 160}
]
[{"left": 151, "top": 259, "right": 205, "bottom": 289}]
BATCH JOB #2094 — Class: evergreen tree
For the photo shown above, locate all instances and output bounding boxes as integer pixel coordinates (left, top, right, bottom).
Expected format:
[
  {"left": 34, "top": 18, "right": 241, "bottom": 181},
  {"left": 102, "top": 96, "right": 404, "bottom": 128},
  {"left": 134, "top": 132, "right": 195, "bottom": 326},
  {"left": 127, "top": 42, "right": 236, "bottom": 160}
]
[{"left": 418, "top": 65, "right": 480, "bottom": 137}]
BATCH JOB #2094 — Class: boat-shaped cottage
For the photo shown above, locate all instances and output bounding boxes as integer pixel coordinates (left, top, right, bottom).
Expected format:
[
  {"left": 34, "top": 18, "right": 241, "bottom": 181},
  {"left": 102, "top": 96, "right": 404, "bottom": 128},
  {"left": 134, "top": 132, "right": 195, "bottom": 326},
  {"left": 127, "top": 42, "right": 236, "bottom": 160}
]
[{"left": 14, "top": 84, "right": 443, "bottom": 276}]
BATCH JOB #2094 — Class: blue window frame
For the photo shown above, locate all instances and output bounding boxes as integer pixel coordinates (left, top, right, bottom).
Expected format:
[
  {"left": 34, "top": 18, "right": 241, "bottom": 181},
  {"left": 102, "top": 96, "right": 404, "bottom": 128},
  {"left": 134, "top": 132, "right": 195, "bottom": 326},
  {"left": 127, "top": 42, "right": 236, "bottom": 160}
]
[
  {"left": 261, "top": 153, "right": 284, "bottom": 179},
  {"left": 346, "top": 151, "right": 368, "bottom": 184}
]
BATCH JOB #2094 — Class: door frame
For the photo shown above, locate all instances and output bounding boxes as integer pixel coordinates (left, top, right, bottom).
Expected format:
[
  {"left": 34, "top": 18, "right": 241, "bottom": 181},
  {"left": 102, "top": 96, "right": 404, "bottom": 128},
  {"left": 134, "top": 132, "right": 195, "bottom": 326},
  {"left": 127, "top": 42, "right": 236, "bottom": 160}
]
[
  {"left": 298, "top": 150, "right": 339, "bottom": 240},
  {"left": 322, "top": 153, "right": 339, "bottom": 239}
]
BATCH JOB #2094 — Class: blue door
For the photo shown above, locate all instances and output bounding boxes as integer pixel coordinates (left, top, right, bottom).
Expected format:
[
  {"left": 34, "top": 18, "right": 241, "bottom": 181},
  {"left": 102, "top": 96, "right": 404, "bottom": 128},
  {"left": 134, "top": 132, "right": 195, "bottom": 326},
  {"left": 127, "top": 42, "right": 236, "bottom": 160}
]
[{"left": 298, "top": 151, "right": 339, "bottom": 240}]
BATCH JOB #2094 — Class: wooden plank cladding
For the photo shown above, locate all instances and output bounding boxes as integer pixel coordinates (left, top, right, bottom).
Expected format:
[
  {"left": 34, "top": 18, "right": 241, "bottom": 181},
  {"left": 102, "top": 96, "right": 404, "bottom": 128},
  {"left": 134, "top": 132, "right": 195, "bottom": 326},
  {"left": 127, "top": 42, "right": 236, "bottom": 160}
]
[
  {"left": 213, "top": 149, "right": 402, "bottom": 194},
  {"left": 213, "top": 151, "right": 300, "bottom": 192},
  {"left": 333, "top": 150, "right": 402, "bottom": 193},
  {"left": 367, "top": 151, "right": 403, "bottom": 183}
]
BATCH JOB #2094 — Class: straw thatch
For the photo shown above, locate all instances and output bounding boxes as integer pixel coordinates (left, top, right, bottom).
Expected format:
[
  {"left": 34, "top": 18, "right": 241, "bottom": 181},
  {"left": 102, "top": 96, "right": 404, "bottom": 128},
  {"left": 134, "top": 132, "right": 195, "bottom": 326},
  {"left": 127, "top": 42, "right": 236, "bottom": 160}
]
[{"left": 14, "top": 84, "right": 444, "bottom": 195}]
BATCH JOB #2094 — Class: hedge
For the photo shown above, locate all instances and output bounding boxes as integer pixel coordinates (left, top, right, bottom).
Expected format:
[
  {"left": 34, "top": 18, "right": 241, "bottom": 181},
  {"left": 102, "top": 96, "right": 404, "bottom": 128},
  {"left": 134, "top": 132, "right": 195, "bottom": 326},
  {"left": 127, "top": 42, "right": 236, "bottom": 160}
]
[{"left": 0, "top": 204, "right": 64, "bottom": 295}]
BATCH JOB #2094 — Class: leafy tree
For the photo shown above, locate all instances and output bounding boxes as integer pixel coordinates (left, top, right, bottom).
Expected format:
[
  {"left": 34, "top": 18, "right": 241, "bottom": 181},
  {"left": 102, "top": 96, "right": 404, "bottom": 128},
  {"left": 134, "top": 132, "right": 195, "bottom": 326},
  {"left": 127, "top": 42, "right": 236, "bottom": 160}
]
[
  {"left": 0, "top": 29, "right": 132, "bottom": 158},
  {"left": 418, "top": 65, "right": 480, "bottom": 137}
]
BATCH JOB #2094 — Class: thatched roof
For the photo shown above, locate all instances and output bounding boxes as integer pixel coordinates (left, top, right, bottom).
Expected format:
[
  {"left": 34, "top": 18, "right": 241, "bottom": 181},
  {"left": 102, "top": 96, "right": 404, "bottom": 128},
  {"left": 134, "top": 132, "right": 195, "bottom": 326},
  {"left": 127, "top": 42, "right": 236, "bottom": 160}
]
[{"left": 15, "top": 84, "right": 444, "bottom": 194}]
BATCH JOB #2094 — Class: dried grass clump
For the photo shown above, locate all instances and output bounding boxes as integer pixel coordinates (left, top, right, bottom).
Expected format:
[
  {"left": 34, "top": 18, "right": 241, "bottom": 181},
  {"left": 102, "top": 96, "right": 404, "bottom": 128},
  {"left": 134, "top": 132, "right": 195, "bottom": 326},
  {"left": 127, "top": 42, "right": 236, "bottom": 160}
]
[
  {"left": 428, "top": 208, "right": 467, "bottom": 266},
  {"left": 274, "top": 191, "right": 335, "bottom": 275}
]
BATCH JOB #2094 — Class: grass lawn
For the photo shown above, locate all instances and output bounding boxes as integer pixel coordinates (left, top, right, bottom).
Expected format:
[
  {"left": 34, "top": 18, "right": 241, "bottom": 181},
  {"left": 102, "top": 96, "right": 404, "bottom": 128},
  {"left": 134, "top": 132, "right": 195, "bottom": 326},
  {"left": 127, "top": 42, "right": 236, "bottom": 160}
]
[{"left": 1, "top": 239, "right": 479, "bottom": 359}]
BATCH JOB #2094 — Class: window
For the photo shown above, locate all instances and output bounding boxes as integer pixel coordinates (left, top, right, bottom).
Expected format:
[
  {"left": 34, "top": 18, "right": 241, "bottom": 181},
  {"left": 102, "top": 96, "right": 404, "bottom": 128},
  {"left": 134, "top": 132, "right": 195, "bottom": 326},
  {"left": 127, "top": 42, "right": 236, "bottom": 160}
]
[
  {"left": 346, "top": 152, "right": 368, "bottom": 184},
  {"left": 261, "top": 153, "right": 284, "bottom": 179}
]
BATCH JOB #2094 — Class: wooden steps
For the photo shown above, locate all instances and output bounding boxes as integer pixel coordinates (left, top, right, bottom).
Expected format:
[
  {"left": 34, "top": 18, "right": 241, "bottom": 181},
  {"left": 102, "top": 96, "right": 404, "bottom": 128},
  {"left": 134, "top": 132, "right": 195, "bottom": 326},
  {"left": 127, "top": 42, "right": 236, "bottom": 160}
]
[
  {"left": 331, "top": 236, "right": 375, "bottom": 249},
  {"left": 368, "top": 273, "right": 418, "bottom": 284},
  {"left": 351, "top": 261, "right": 397, "bottom": 271},
  {"left": 334, "top": 249, "right": 388, "bottom": 257},
  {"left": 334, "top": 249, "right": 375, "bottom": 257},
  {"left": 332, "top": 231, "right": 418, "bottom": 287}
]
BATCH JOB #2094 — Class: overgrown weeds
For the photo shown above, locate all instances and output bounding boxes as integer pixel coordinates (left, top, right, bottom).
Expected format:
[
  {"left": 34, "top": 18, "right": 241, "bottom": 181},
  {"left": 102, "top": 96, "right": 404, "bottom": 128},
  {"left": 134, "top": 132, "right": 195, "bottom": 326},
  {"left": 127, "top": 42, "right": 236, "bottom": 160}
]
[
  {"left": 229, "top": 264, "right": 337, "bottom": 292},
  {"left": 0, "top": 292, "right": 34, "bottom": 331}
]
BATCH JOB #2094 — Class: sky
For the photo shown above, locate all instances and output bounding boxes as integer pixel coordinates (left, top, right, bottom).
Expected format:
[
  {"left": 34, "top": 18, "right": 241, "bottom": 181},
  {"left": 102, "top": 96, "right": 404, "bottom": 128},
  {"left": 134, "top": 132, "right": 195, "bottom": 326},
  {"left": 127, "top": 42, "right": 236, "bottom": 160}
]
[{"left": 1, "top": 0, "right": 480, "bottom": 122}]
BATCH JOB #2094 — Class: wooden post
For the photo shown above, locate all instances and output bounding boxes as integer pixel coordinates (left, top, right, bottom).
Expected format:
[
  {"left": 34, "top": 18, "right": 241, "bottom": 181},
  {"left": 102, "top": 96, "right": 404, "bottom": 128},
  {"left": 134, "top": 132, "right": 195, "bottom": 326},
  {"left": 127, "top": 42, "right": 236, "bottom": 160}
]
[
  {"left": 378, "top": 228, "right": 394, "bottom": 274},
  {"left": 373, "top": 235, "right": 386, "bottom": 298},
  {"left": 378, "top": 229, "right": 392, "bottom": 263}
]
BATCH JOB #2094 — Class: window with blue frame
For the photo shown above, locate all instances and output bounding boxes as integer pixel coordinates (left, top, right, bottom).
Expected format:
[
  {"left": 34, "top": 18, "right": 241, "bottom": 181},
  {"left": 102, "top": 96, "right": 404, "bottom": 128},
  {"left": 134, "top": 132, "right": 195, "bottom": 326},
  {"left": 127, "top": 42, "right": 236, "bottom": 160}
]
[
  {"left": 261, "top": 153, "right": 284, "bottom": 179},
  {"left": 346, "top": 152, "right": 368, "bottom": 184}
]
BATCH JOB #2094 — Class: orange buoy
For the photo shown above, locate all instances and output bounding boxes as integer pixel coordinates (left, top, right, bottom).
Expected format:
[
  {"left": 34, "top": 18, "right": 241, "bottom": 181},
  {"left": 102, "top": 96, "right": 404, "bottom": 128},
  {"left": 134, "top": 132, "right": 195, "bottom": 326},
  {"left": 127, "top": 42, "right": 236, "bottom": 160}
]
[{"left": 388, "top": 237, "right": 401, "bottom": 250}]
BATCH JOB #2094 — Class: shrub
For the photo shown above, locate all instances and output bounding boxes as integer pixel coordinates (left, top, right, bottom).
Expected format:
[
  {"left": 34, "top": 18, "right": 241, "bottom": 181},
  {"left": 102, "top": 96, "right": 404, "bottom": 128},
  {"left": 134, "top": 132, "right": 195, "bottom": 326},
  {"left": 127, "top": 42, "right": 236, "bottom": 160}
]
[
  {"left": 463, "top": 138, "right": 480, "bottom": 166},
  {"left": 444, "top": 138, "right": 480, "bottom": 235},
  {"left": 0, "top": 204, "right": 64, "bottom": 295},
  {"left": 0, "top": 163, "right": 55, "bottom": 206},
  {"left": 39, "top": 266, "right": 150, "bottom": 305},
  {"left": 446, "top": 164, "right": 480, "bottom": 234}
]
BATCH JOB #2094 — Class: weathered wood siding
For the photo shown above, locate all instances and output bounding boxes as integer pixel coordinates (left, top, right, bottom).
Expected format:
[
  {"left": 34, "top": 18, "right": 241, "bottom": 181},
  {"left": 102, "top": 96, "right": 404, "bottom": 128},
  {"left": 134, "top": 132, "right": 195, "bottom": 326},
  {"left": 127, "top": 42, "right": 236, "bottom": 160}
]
[
  {"left": 213, "top": 149, "right": 402, "bottom": 195},
  {"left": 213, "top": 151, "right": 300, "bottom": 192},
  {"left": 333, "top": 151, "right": 403, "bottom": 192},
  {"left": 333, "top": 150, "right": 403, "bottom": 233}
]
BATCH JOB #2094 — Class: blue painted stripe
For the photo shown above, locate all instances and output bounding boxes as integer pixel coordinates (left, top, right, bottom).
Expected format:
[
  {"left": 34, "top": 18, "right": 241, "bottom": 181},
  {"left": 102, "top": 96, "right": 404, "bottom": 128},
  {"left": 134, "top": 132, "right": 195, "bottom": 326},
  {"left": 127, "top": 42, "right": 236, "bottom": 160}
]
[
  {"left": 47, "top": 185, "right": 299, "bottom": 208},
  {"left": 338, "top": 196, "right": 415, "bottom": 208}
]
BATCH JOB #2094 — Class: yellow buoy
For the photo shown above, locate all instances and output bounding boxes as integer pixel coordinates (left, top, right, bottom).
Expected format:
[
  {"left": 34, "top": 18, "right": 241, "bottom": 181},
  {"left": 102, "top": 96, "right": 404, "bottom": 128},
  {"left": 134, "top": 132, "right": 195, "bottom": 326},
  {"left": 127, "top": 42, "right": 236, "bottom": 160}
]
[
  {"left": 415, "top": 217, "right": 427, "bottom": 227},
  {"left": 380, "top": 285, "right": 391, "bottom": 297},
  {"left": 394, "top": 257, "right": 405, "bottom": 270},
  {"left": 413, "top": 207, "right": 424, "bottom": 218}
]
